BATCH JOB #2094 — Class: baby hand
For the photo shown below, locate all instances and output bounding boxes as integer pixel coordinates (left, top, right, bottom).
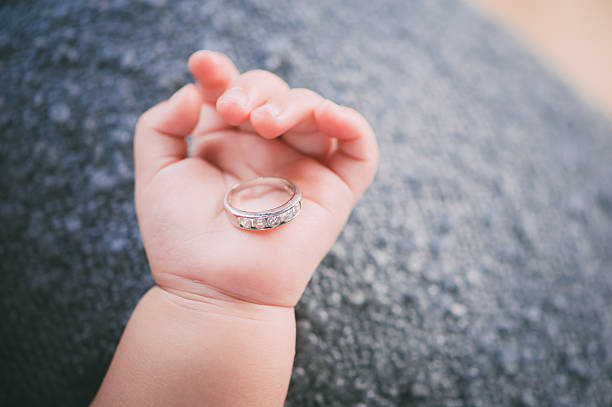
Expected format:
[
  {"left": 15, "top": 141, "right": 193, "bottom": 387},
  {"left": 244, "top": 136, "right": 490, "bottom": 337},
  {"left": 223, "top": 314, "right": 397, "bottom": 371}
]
[{"left": 134, "top": 50, "right": 378, "bottom": 307}]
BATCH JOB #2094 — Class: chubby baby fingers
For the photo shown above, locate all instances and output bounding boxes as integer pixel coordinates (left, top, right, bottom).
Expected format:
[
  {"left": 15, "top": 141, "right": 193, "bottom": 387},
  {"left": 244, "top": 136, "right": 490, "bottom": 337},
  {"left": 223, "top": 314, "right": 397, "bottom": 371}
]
[
  {"left": 216, "top": 70, "right": 289, "bottom": 126},
  {"left": 249, "top": 88, "right": 323, "bottom": 139},
  {"left": 315, "top": 100, "right": 379, "bottom": 200}
]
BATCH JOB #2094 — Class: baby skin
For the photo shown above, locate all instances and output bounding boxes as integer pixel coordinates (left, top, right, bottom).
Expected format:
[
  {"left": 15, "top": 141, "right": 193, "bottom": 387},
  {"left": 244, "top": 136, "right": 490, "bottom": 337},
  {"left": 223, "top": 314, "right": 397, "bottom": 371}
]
[{"left": 92, "top": 50, "right": 378, "bottom": 406}]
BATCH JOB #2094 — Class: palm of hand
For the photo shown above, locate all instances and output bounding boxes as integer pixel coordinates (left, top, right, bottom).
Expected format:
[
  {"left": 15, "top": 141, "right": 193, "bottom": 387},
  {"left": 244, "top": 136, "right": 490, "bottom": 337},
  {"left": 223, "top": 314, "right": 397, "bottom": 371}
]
[{"left": 135, "top": 51, "right": 377, "bottom": 307}]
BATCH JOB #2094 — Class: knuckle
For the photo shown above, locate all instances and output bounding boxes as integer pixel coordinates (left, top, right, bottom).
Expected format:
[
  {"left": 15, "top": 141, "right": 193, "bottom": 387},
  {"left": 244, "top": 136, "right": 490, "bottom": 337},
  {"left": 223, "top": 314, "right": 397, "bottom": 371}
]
[
  {"left": 135, "top": 104, "right": 164, "bottom": 137},
  {"left": 290, "top": 88, "right": 321, "bottom": 100},
  {"left": 135, "top": 110, "right": 154, "bottom": 132},
  {"left": 243, "top": 69, "right": 274, "bottom": 78},
  {"left": 135, "top": 114, "right": 148, "bottom": 134},
  {"left": 242, "top": 69, "right": 288, "bottom": 86}
]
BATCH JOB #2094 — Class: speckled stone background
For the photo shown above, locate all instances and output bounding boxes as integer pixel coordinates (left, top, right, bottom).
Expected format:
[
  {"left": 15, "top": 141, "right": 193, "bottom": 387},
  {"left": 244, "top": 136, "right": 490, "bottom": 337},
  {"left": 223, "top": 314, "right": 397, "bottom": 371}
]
[{"left": 1, "top": 1, "right": 612, "bottom": 406}]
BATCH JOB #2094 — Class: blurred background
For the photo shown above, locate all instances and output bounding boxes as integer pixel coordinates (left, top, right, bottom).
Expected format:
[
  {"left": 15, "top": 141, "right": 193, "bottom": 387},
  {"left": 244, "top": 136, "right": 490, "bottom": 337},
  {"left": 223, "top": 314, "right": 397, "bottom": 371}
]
[
  {"left": 1, "top": 1, "right": 611, "bottom": 406},
  {"left": 470, "top": 0, "right": 612, "bottom": 119}
]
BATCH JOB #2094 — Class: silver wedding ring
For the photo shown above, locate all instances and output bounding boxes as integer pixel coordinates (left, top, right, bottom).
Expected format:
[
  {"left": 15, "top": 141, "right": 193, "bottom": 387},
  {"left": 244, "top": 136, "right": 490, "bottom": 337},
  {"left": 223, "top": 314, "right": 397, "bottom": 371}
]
[{"left": 224, "top": 177, "right": 302, "bottom": 231}]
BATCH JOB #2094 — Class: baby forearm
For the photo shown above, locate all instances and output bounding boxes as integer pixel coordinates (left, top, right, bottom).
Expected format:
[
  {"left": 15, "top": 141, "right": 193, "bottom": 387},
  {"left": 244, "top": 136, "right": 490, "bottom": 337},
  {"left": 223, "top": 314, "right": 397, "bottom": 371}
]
[{"left": 92, "top": 286, "right": 296, "bottom": 407}]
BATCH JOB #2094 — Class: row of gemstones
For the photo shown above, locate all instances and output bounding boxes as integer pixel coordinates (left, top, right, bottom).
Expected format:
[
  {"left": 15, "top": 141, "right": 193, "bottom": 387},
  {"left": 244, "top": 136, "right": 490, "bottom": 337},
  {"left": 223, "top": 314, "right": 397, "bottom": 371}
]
[{"left": 238, "top": 204, "right": 300, "bottom": 229}]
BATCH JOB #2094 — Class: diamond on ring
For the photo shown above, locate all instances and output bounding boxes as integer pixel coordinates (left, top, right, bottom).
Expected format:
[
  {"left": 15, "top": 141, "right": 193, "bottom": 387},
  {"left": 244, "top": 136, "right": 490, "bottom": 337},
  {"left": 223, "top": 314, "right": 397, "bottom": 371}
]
[{"left": 224, "top": 177, "right": 302, "bottom": 231}]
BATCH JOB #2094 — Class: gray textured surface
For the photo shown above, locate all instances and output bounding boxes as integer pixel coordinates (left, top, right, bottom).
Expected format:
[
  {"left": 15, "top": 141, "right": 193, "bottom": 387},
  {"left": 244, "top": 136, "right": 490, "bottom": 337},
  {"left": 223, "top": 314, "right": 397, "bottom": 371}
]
[{"left": 1, "top": 1, "right": 612, "bottom": 406}]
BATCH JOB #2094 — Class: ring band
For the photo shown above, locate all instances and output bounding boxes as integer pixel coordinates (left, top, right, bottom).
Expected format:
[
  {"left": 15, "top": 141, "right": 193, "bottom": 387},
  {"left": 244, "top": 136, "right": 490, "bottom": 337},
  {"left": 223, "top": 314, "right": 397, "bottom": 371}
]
[{"left": 224, "top": 177, "right": 302, "bottom": 230}]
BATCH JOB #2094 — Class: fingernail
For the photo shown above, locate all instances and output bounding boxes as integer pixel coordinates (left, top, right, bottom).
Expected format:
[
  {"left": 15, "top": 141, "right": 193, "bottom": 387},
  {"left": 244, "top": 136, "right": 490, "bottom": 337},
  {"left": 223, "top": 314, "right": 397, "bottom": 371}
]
[
  {"left": 318, "top": 99, "right": 342, "bottom": 117},
  {"left": 325, "top": 99, "right": 342, "bottom": 113},
  {"left": 219, "top": 87, "right": 248, "bottom": 107},
  {"left": 255, "top": 103, "right": 282, "bottom": 118}
]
